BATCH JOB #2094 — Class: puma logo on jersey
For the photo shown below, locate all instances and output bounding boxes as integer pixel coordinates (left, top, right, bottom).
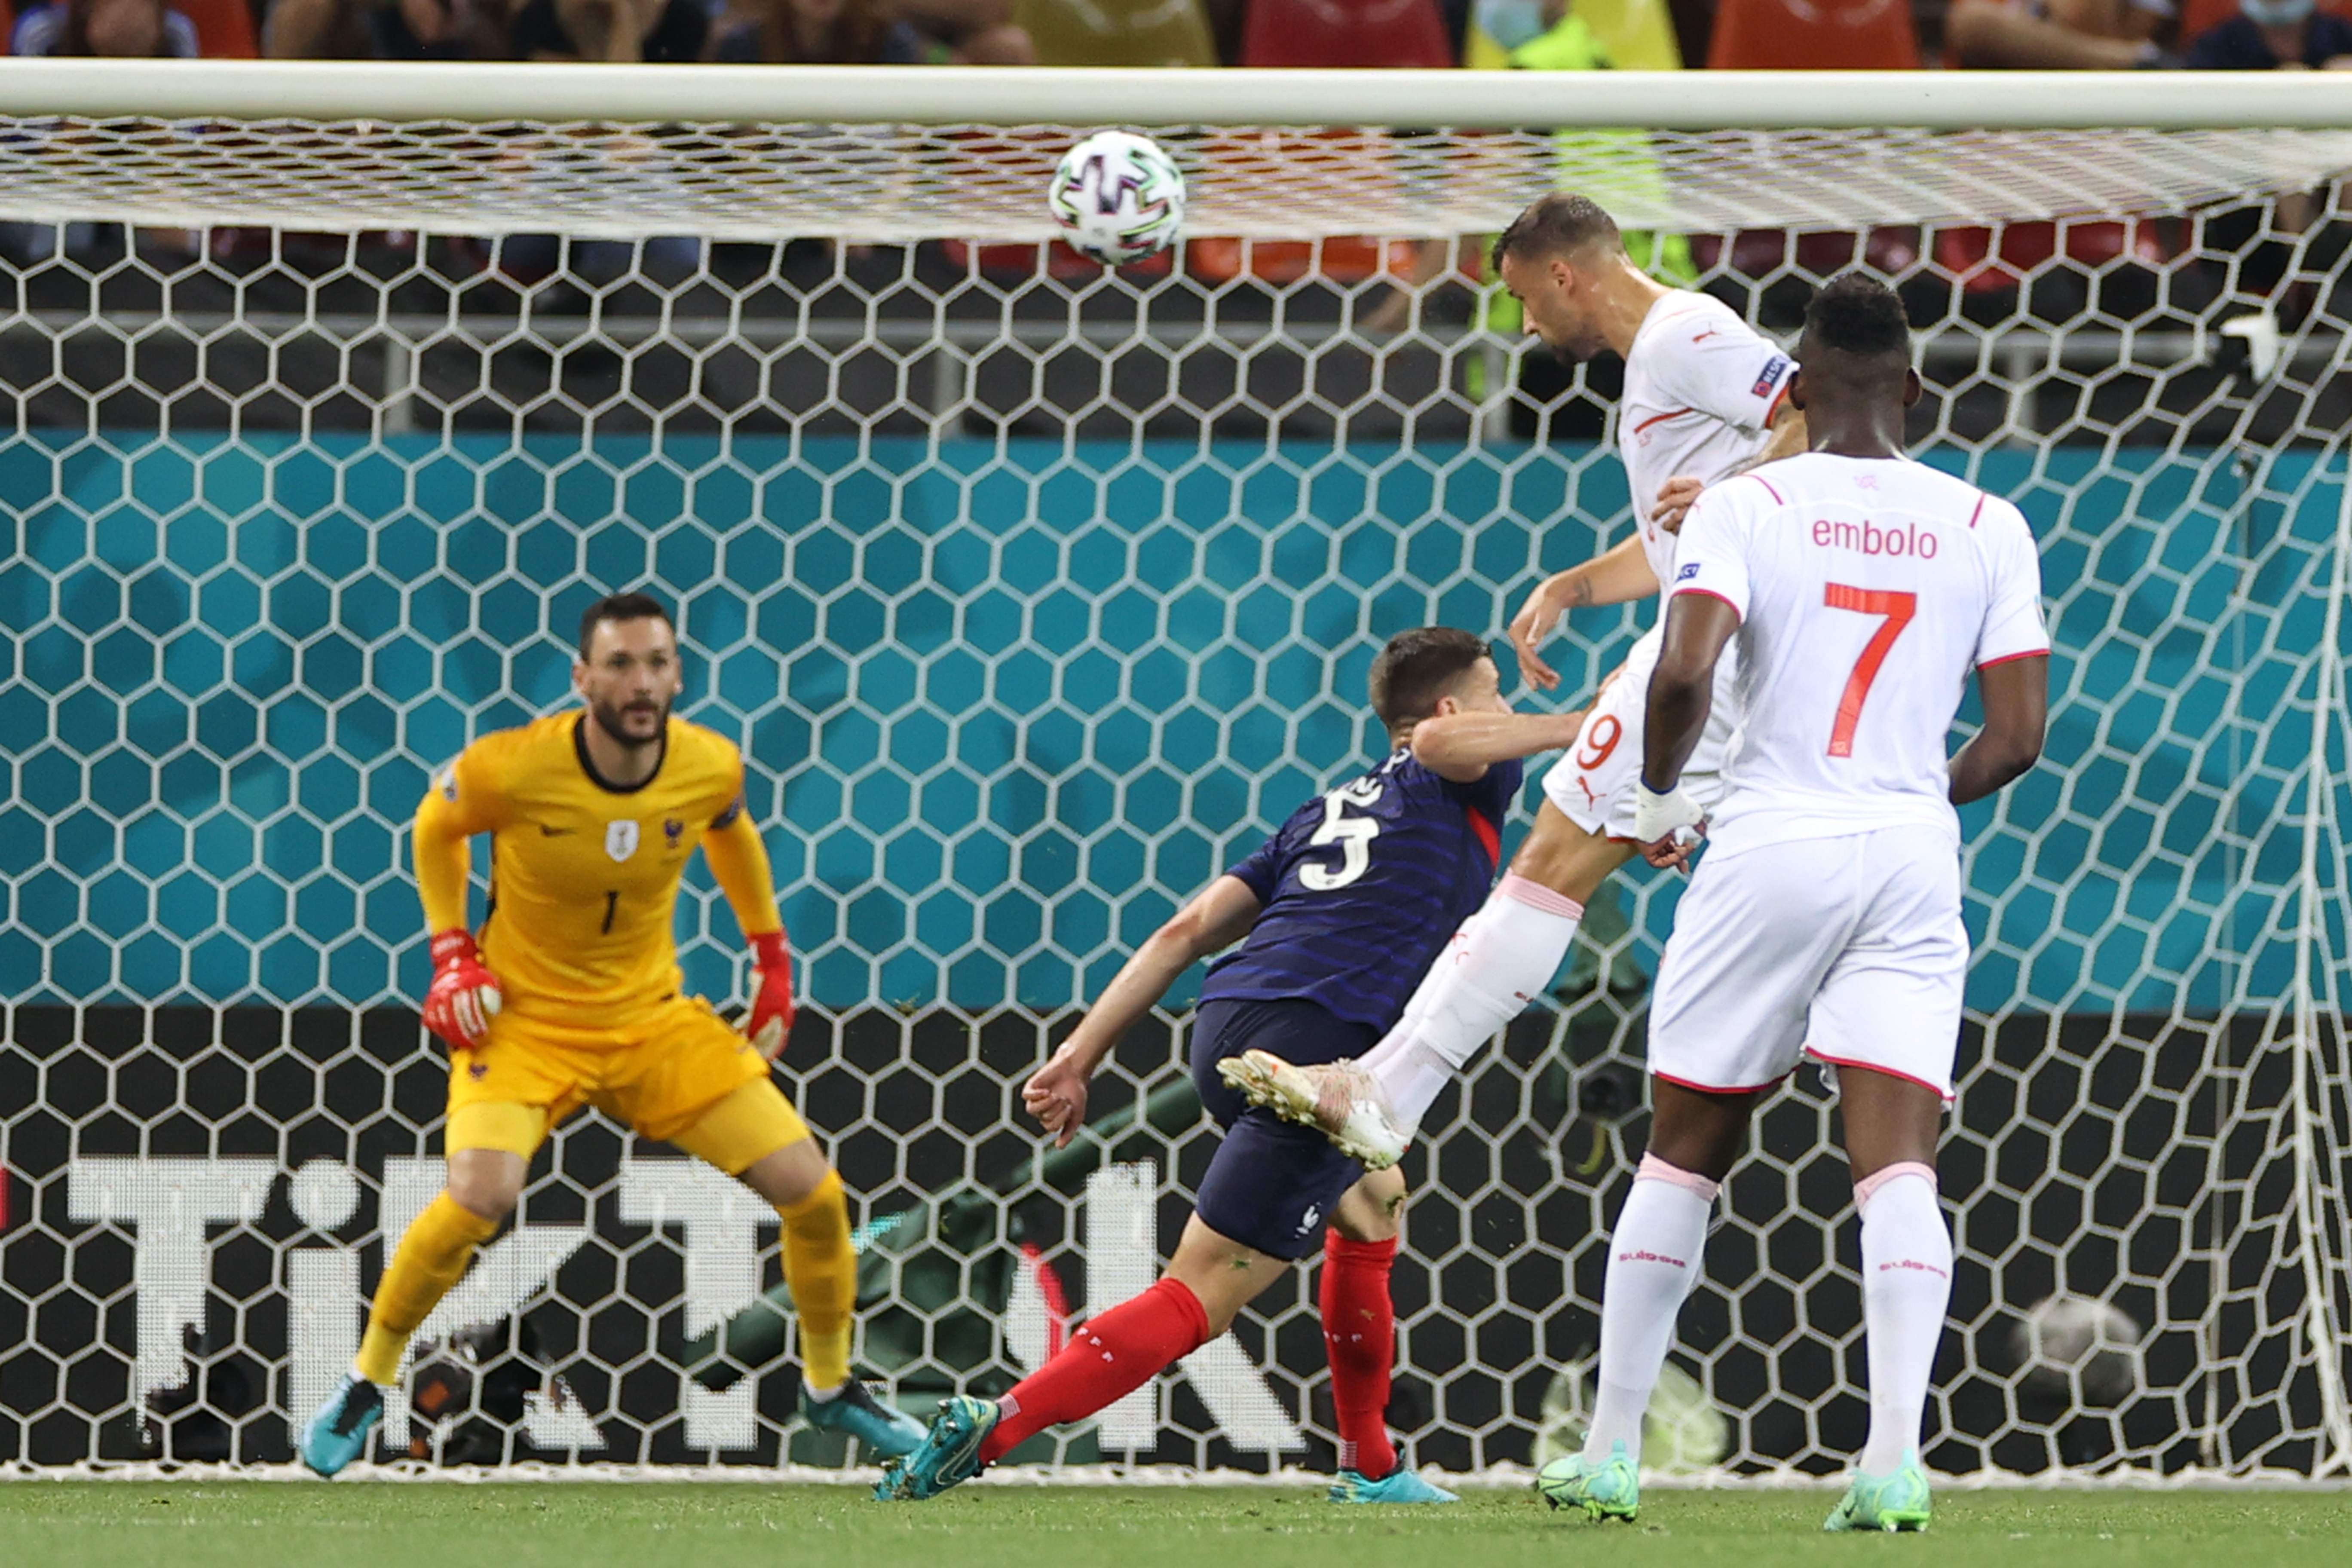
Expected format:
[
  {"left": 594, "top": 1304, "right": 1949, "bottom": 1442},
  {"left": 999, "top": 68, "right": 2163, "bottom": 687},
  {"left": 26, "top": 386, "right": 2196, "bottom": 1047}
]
[{"left": 1691, "top": 329, "right": 1719, "bottom": 343}]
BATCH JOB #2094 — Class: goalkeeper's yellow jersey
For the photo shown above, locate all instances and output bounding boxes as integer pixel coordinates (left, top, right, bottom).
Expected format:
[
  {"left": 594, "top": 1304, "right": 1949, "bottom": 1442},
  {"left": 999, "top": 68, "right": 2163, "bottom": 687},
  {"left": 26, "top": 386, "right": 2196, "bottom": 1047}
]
[{"left": 416, "top": 712, "right": 765, "bottom": 1029}]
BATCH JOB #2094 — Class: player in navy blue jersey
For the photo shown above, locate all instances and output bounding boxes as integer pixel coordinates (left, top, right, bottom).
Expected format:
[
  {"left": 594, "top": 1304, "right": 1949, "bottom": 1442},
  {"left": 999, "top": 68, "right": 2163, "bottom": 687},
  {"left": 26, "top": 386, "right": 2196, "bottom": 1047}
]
[{"left": 876, "top": 628, "right": 1586, "bottom": 1505}]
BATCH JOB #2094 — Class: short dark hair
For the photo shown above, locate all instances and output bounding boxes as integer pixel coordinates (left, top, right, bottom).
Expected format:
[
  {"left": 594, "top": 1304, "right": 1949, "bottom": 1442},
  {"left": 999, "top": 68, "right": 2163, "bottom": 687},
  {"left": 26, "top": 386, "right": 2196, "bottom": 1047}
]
[
  {"left": 1803, "top": 273, "right": 1911, "bottom": 361},
  {"left": 1369, "top": 627, "right": 1493, "bottom": 732},
  {"left": 1491, "top": 193, "right": 1623, "bottom": 273},
  {"left": 577, "top": 591, "right": 675, "bottom": 659}
]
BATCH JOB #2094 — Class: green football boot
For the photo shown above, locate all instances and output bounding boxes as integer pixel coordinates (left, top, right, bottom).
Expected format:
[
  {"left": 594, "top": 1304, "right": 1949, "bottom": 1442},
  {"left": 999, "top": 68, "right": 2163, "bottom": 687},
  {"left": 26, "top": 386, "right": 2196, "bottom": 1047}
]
[
  {"left": 1534, "top": 1438, "right": 1640, "bottom": 1522},
  {"left": 1823, "top": 1450, "right": 1933, "bottom": 1533}
]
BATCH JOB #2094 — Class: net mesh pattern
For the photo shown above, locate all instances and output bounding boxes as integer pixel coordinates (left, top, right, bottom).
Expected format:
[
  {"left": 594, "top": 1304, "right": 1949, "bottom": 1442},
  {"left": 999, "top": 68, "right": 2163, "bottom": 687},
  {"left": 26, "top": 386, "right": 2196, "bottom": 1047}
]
[
  {"left": 0, "top": 121, "right": 2350, "bottom": 238},
  {"left": 0, "top": 117, "right": 2348, "bottom": 1478}
]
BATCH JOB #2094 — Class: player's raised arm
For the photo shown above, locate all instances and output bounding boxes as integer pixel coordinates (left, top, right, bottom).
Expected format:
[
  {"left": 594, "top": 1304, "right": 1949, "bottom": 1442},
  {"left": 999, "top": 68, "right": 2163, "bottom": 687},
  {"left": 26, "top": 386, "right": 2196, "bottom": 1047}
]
[
  {"left": 414, "top": 753, "right": 503, "bottom": 1052},
  {"left": 1508, "top": 538, "right": 1663, "bottom": 692},
  {"left": 1409, "top": 707, "right": 1588, "bottom": 783},
  {"left": 1023, "top": 874, "right": 1263, "bottom": 1148},
  {"left": 700, "top": 785, "right": 797, "bottom": 1060}
]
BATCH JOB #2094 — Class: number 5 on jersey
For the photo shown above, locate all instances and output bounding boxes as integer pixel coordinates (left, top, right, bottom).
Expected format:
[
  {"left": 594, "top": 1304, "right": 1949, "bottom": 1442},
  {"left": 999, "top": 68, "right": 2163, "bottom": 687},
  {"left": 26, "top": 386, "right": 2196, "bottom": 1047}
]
[
  {"left": 1301, "top": 783, "right": 1381, "bottom": 890},
  {"left": 1823, "top": 584, "right": 1917, "bottom": 758}
]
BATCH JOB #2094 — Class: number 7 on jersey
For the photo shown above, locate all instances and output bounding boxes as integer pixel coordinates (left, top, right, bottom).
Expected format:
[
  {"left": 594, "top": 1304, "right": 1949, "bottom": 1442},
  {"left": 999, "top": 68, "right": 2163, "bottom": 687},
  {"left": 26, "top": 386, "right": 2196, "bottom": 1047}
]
[{"left": 1823, "top": 584, "right": 1917, "bottom": 758}]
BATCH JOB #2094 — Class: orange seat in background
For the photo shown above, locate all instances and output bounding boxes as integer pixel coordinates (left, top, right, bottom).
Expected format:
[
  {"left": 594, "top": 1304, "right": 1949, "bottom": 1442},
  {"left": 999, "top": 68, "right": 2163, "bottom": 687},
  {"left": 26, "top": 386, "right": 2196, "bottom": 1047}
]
[
  {"left": 1707, "top": 0, "right": 1919, "bottom": 68},
  {"left": 178, "top": 0, "right": 258, "bottom": 55},
  {"left": 1703, "top": 0, "right": 1919, "bottom": 283},
  {"left": 1238, "top": 0, "right": 1453, "bottom": 67},
  {"left": 1192, "top": 0, "right": 1455, "bottom": 286}
]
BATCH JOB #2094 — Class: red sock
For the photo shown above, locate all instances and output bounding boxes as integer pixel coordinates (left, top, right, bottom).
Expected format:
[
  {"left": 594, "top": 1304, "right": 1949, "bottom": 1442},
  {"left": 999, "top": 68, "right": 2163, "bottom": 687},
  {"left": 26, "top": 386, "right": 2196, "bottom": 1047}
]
[
  {"left": 980, "top": 1276, "right": 1211, "bottom": 1463},
  {"left": 1321, "top": 1232, "right": 1398, "bottom": 1477}
]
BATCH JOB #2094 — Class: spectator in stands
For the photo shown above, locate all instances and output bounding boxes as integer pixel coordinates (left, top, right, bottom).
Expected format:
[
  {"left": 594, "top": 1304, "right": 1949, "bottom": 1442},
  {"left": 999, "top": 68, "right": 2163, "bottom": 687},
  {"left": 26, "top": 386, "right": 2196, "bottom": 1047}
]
[
  {"left": 514, "top": 0, "right": 707, "bottom": 58},
  {"left": 898, "top": 0, "right": 1033, "bottom": 60},
  {"left": 264, "top": 0, "right": 504, "bottom": 57},
  {"left": 2185, "top": 0, "right": 2352, "bottom": 65},
  {"left": 1947, "top": 0, "right": 2179, "bottom": 67},
  {"left": 373, "top": 0, "right": 509, "bottom": 56},
  {"left": 711, "top": 0, "right": 1030, "bottom": 61},
  {"left": 7, "top": 0, "right": 202, "bottom": 260},
  {"left": 710, "top": 0, "right": 921, "bottom": 60},
  {"left": 13, "top": 0, "right": 200, "bottom": 53}
]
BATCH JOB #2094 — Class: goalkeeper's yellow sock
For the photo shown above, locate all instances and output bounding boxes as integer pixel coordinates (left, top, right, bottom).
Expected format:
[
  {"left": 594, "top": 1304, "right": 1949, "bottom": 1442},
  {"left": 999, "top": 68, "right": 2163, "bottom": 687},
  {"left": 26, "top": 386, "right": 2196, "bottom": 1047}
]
[
  {"left": 354, "top": 1193, "right": 502, "bottom": 1386},
  {"left": 777, "top": 1170, "right": 856, "bottom": 1393}
]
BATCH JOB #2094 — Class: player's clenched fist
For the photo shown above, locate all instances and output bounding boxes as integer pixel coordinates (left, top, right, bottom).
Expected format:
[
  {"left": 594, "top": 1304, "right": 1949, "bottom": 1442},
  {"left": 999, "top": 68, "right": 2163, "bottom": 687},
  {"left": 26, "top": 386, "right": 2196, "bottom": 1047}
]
[
  {"left": 745, "top": 930, "right": 796, "bottom": 1060},
  {"left": 1633, "top": 781, "right": 1706, "bottom": 872},
  {"left": 423, "top": 928, "right": 501, "bottom": 1050}
]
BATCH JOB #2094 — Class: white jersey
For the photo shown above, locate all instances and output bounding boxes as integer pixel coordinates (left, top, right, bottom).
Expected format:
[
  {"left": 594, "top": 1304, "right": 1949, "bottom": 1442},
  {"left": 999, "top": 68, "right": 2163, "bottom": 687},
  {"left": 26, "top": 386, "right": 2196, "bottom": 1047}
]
[
  {"left": 1669, "top": 452, "right": 2048, "bottom": 855},
  {"left": 1617, "top": 291, "right": 1797, "bottom": 589}
]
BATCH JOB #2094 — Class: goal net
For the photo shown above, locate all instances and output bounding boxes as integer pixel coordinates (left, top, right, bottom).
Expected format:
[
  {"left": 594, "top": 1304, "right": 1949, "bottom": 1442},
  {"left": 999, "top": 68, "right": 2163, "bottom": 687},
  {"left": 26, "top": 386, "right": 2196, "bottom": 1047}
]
[{"left": 1, "top": 63, "right": 2348, "bottom": 1482}]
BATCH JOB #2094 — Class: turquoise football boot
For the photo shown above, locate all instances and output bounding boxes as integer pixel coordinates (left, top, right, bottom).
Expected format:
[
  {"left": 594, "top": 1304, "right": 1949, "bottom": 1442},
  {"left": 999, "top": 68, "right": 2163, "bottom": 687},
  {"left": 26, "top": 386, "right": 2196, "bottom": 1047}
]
[
  {"left": 1823, "top": 1450, "right": 1933, "bottom": 1532},
  {"left": 1329, "top": 1466, "right": 1459, "bottom": 1504},
  {"left": 872, "top": 1395, "right": 1001, "bottom": 1501},
  {"left": 297, "top": 1373, "right": 383, "bottom": 1478},
  {"left": 1534, "top": 1439, "right": 1640, "bottom": 1522},
  {"left": 800, "top": 1378, "right": 928, "bottom": 1461}
]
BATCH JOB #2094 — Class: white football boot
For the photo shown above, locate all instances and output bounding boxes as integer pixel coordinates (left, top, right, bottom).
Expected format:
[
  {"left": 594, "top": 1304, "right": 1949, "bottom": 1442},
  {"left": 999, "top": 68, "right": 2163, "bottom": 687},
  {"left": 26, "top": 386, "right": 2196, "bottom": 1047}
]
[{"left": 1216, "top": 1051, "right": 1410, "bottom": 1170}]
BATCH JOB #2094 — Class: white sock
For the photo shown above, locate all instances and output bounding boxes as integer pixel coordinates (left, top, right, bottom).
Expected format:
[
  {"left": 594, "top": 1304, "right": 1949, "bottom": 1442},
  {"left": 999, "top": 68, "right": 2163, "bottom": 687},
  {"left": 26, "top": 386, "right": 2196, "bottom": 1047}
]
[
  {"left": 1357, "top": 875, "right": 1583, "bottom": 1132},
  {"left": 803, "top": 1378, "right": 846, "bottom": 1402},
  {"left": 1856, "top": 1163, "right": 1951, "bottom": 1474},
  {"left": 1583, "top": 1155, "right": 1716, "bottom": 1464}
]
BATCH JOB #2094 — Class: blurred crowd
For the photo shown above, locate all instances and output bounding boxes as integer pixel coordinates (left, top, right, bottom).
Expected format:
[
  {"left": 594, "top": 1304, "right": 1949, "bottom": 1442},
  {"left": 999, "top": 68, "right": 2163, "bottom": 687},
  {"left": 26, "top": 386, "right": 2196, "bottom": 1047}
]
[{"left": 6, "top": 0, "right": 2349, "bottom": 73}]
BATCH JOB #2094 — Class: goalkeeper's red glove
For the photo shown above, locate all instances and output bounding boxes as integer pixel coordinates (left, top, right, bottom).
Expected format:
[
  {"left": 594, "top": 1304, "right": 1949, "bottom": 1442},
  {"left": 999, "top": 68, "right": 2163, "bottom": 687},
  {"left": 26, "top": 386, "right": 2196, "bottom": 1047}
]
[
  {"left": 422, "top": 929, "right": 501, "bottom": 1051},
  {"left": 745, "top": 930, "right": 796, "bottom": 1060}
]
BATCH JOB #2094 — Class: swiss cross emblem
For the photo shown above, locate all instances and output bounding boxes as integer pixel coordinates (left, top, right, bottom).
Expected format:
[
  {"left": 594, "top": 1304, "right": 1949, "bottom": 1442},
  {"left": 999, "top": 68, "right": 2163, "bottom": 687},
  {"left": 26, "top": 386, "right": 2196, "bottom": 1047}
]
[{"left": 605, "top": 821, "right": 640, "bottom": 862}]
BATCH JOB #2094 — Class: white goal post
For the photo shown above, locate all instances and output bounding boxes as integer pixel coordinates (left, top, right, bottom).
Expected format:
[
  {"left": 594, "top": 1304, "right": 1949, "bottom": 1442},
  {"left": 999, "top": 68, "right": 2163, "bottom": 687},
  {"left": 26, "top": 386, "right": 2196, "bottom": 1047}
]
[{"left": 0, "top": 64, "right": 2346, "bottom": 1483}]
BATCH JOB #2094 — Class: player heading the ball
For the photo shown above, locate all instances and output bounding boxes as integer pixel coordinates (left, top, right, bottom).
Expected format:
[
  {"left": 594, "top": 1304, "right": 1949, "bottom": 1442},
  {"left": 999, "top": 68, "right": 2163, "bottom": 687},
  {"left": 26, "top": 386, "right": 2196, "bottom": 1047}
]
[
  {"left": 875, "top": 628, "right": 1586, "bottom": 1504},
  {"left": 1537, "top": 275, "right": 2048, "bottom": 1532},
  {"left": 298, "top": 591, "right": 926, "bottom": 1476},
  {"left": 1233, "top": 191, "right": 1808, "bottom": 1167}
]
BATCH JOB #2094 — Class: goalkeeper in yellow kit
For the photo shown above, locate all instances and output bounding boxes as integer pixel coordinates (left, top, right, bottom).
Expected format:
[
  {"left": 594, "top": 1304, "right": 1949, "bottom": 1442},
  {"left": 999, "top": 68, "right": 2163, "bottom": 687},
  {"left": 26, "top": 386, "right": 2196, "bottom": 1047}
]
[{"left": 298, "top": 591, "right": 925, "bottom": 1475}]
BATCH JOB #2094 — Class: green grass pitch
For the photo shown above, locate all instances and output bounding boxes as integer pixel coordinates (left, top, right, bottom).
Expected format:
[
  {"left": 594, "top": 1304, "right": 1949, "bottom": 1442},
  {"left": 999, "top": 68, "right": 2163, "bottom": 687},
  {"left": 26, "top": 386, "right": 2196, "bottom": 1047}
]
[{"left": 4, "top": 1482, "right": 2348, "bottom": 1568}]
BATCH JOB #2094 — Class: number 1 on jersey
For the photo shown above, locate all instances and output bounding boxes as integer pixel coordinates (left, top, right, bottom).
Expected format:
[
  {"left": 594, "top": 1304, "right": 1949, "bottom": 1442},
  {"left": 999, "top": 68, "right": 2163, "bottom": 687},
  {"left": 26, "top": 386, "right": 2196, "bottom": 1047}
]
[{"left": 1823, "top": 583, "right": 1917, "bottom": 758}]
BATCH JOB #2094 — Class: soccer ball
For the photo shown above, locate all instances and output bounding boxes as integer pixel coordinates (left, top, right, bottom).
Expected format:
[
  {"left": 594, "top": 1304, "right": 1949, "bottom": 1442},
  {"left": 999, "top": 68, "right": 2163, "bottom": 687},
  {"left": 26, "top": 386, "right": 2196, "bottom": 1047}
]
[
  {"left": 1047, "top": 131, "right": 1185, "bottom": 266},
  {"left": 2012, "top": 1294, "right": 2143, "bottom": 1408}
]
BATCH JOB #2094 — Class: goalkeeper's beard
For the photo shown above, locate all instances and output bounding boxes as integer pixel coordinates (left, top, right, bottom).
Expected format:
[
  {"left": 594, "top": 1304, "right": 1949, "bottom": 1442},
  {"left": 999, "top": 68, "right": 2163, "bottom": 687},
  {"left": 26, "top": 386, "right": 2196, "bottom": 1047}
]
[{"left": 589, "top": 694, "right": 671, "bottom": 748}]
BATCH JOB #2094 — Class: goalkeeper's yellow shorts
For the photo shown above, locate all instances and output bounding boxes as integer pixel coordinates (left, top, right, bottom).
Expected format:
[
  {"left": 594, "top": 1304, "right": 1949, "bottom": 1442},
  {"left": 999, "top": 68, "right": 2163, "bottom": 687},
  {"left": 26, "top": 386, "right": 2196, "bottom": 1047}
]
[{"left": 444, "top": 995, "right": 807, "bottom": 1173}]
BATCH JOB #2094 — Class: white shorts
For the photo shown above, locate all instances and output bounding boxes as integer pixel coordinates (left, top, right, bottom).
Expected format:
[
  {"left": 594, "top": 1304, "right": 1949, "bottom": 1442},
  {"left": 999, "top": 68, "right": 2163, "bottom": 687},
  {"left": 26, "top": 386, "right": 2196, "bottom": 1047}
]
[
  {"left": 1539, "top": 623, "right": 1740, "bottom": 840},
  {"left": 1646, "top": 825, "right": 1967, "bottom": 1099}
]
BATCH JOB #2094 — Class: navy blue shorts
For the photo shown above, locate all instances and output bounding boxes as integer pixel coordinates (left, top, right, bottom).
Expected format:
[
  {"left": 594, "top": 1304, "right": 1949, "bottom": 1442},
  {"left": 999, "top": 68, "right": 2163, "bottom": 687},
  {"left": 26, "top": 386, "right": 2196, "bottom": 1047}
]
[{"left": 1188, "top": 995, "right": 1376, "bottom": 1261}]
